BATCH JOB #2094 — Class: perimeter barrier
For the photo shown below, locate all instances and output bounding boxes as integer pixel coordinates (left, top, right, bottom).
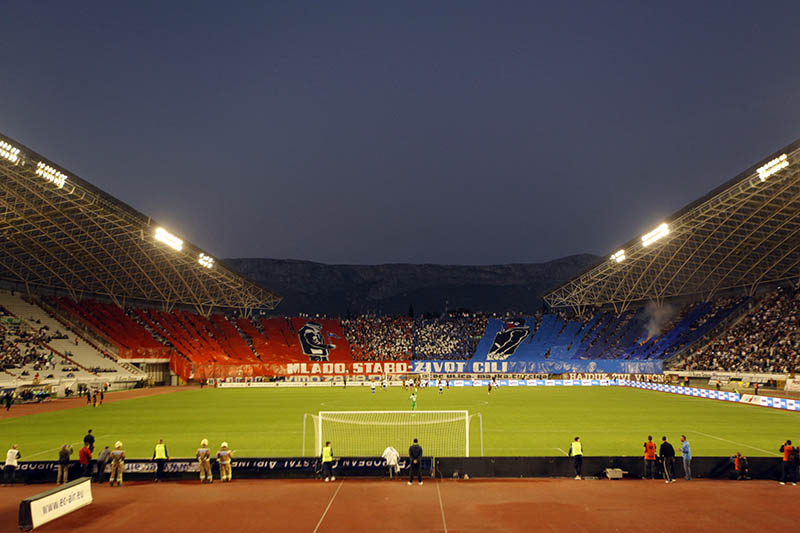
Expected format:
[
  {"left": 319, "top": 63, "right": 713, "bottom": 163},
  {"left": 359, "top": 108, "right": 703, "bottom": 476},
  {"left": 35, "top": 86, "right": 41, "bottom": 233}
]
[{"left": 6, "top": 455, "right": 786, "bottom": 484}]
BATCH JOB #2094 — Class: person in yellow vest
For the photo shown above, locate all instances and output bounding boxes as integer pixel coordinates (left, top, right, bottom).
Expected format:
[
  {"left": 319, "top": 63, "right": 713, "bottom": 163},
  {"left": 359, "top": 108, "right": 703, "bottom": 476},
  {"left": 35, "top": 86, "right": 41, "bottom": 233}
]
[
  {"left": 568, "top": 436, "right": 583, "bottom": 480},
  {"left": 152, "top": 439, "right": 169, "bottom": 482},
  {"left": 321, "top": 441, "right": 335, "bottom": 482},
  {"left": 217, "top": 442, "right": 234, "bottom": 482},
  {"left": 197, "top": 439, "right": 212, "bottom": 484},
  {"left": 109, "top": 441, "right": 125, "bottom": 487}
]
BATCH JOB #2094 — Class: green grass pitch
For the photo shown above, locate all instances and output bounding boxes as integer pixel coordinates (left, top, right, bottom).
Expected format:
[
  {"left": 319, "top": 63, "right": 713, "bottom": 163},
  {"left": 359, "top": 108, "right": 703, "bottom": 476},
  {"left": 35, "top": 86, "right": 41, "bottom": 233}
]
[{"left": 0, "top": 386, "right": 795, "bottom": 460}]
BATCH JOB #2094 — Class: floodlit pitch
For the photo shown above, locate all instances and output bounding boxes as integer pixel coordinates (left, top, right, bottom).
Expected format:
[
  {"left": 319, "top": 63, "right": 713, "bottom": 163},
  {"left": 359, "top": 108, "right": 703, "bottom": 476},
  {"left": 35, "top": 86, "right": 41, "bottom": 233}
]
[{"left": 1, "top": 386, "right": 793, "bottom": 460}]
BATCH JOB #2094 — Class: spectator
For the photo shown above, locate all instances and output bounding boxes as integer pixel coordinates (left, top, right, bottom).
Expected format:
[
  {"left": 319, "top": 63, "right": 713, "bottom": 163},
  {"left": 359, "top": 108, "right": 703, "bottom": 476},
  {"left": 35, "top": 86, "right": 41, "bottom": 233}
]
[
  {"left": 79, "top": 443, "right": 92, "bottom": 478},
  {"left": 680, "top": 435, "right": 692, "bottom": 481},
  {"left": 95, "top": 446, "right": 110, "bottom": 483}
]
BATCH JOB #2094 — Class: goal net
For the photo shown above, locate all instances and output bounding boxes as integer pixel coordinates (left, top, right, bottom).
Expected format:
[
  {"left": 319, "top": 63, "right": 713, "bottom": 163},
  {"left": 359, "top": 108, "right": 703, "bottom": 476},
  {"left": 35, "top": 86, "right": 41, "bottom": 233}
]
[{"left": 303, "top": 410, "right": 481, "bottom": 457}]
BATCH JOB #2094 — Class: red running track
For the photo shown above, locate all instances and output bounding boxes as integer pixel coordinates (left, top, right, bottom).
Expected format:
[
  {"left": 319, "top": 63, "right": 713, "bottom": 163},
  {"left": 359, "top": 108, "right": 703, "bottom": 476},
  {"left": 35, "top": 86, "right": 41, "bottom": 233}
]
[{"left": 2, "top": 477, "right": 800, "bottom": 532}]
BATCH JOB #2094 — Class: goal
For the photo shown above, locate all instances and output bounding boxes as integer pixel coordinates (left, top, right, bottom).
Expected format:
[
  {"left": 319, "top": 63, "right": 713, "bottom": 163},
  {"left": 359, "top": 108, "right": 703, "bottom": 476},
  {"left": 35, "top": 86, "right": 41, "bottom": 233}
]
[{"left": 303, "top": 410, "right": 482, "bottom": 457}]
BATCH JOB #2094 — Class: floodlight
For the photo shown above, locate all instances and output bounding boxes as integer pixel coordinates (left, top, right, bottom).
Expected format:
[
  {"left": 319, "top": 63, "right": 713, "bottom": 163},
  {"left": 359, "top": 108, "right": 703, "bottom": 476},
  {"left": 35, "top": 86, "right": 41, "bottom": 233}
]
[
  {"left": 198, "top": 253, "right": 214, "bottom": 269},
  {"left": 154, "top": 227, "right": 183, "bottom": 251},
  {"left": 757, "top": 153, "right": 789, "bottom": 182},
  {"left": 641, "top": 223, "right": 669, "bottom": 247},
  {"left": 35, "top": 161, "right": 68, "bottom": 189},
  {"left": 0, "top": 140, "right": 20, "bottom": 164},
  {"left": 610, "top": 250, "right": 626, "bottom": 263}
]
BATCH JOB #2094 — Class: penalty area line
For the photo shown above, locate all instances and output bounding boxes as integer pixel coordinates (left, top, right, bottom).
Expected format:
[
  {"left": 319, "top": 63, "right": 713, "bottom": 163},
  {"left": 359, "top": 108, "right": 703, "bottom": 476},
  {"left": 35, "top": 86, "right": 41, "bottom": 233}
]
[
  {"left": 555, "top": 447, "right": 569, "bottom": 456},
  {"left": 692, "top": 429, "right": 777, "bottom": 456},
  {"left": 313, "top": 479, "right": 343, "bottom": 533}
]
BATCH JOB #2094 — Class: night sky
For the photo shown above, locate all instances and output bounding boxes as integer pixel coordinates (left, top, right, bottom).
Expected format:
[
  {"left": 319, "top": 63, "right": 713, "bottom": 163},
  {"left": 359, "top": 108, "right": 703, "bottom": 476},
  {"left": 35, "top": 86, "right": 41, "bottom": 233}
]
[{"left": 2, "top": 1, "right": 799, "bottom": 265}]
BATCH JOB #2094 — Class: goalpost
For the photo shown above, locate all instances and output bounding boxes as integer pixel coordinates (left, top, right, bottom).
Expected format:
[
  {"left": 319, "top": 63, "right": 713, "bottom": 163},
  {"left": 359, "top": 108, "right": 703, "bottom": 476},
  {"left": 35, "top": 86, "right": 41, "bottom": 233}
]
[{"left": 302, "top": 410, "right": 483, "bottom": 457}]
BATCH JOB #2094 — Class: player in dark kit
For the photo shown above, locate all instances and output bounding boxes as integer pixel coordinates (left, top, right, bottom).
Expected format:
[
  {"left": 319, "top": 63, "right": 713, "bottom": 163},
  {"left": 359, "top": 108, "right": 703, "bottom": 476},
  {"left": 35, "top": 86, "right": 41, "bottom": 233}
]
[{"left": 408, "top": 438, "right": 423, "bottom": 485}]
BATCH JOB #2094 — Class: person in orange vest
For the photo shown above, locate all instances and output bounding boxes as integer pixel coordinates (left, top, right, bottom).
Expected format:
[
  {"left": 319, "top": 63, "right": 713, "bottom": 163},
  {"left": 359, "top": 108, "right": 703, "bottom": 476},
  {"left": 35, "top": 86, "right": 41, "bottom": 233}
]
[
  {"left": 779, "top": 439, "right": 798, "bottom": 485},
  {"left": 732, "top": 452, "right": 750, "bottom": 480},
  {"left": 643, "top": 435, "right": 657, "bottom": 479}
]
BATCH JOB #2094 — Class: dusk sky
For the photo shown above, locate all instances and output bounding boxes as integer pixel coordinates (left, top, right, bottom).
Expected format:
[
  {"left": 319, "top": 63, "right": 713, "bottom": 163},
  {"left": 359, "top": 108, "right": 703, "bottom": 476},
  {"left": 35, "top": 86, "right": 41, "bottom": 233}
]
[{"left": 2, "top": 1, "right": 799, "bottom": 265}]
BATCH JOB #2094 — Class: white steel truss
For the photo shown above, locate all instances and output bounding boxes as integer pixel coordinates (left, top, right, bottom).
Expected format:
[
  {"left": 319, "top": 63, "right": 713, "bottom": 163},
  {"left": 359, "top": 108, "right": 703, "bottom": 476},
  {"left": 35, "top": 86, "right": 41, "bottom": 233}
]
[
  {"left": 544, "top": 138, "right": 800, "bottom": 313},
  {"left": 0, "top": 132, "right": 281, "bottom": 313}
]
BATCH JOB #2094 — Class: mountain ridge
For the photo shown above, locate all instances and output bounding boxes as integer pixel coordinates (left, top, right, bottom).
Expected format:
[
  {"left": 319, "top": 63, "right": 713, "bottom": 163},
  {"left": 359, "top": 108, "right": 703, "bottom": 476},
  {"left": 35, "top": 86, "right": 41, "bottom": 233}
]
[{"left": 224, "top": 254, "right": 600, "bottom": 316}]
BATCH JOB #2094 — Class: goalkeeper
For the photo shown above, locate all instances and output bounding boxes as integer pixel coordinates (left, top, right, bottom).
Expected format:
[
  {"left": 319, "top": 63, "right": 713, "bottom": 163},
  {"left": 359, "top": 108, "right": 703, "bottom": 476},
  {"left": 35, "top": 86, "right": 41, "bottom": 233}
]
[{"left": 409, "top": 392, "right": 417, "bottom": 411}]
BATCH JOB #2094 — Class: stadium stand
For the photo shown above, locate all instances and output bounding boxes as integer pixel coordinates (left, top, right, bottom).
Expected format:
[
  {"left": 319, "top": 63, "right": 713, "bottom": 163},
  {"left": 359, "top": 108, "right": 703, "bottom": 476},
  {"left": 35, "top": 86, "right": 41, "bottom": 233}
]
[
  {"left": 55, "top": 298, "right": 169, "bottom": 359},
  {"left": 0, "top": 291, "right": 144, "bottom": 387},
  {"left": 412, "top": 316, "right": 487, "bottom": 360},
  {"left": 2, "top": 129, "right": 800, "bottom": 383},
  {"left": 677, "top": 286, "right": 800, "bottom": 373},
  {"left": 342, "top": 316, "right": 413, "bottom": 361}
]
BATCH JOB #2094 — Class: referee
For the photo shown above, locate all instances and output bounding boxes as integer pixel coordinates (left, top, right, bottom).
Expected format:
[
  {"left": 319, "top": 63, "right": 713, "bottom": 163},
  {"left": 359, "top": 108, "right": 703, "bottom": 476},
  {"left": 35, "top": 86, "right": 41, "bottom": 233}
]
[{"left": 408, "top": 438, "right": 423, "bottom": 485}]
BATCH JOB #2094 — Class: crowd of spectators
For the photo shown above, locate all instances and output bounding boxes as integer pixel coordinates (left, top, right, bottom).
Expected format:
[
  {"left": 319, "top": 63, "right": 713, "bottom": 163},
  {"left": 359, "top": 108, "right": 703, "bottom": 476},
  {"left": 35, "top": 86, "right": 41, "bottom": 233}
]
[
  {"left": 413, "top": 316, "right": 488, "bottom": 359},
  {"left": 341, "top": 314, "right": 488, "bottom": 361},
  {"left": 341, "top": 316, "right": 413, "bottom": 361},
  {"left": 680, "top": 286, "right": 800, "bottom": 373},
  {"left": 1, "top": 308, "right": 69, "bottom": 372}
]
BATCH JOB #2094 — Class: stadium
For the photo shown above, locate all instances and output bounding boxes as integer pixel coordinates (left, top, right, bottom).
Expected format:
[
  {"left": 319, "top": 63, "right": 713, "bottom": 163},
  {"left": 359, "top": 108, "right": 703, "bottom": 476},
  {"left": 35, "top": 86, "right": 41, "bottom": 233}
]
[
  {"left": 4, "top": 4, "right": 800, "bottom": 530},
  {"left": 2, "top": 128, "right": 800, "bottom": 530}
]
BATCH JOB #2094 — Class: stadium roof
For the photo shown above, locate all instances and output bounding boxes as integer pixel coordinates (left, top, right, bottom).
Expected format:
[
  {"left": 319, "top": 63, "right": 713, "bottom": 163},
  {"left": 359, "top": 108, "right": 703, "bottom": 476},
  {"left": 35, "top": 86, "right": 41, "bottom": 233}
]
[
  {"left": 544, "top": 137, "right": 800, "bottom": 312},
  {"left": 0, "top": 132, "right": 281, "bottom": 313}
]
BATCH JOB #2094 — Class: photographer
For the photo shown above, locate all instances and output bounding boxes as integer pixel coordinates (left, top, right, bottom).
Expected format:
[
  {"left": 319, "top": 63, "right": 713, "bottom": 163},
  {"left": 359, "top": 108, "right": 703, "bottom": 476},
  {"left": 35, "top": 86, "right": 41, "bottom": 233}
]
[
  {"left": 779, "top": 439, "right": 798, "bottom": 486},
  {"left": 732, "top": 452, "right": 750, "bottom": 480}
]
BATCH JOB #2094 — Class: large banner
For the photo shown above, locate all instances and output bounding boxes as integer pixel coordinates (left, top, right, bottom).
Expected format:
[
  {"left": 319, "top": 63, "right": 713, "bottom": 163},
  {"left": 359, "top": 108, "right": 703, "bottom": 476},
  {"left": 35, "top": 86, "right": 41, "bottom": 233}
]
[
  {"left": 409, "top": 359, "right": 661, "bottom": 374},
  {"left": 169, "top": 355, "right": 659, "bottom": 381},
  {"left": 169, "top": 354, "right": 411, "bottom": 381}
]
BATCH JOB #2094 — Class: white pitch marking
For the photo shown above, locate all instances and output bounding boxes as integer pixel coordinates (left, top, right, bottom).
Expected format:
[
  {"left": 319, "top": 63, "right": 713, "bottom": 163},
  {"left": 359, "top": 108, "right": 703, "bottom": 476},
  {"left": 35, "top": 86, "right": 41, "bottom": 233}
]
[
  {"left": 555, "top": 447, "right": 569, "bottom": 456},
  {"left": 692, "top": 429, "right": 777, "bottom": 456},
  {"left": 26, "top": 434, "right": 110, "bottom": 459},
  {"left": 313, "top": 479, "right": 343, "bottom": 533}
]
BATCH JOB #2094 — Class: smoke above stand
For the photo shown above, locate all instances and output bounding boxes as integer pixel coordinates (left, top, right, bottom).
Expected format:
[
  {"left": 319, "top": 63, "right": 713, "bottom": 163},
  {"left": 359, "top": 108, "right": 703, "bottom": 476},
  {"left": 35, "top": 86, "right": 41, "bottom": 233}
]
[{"left": 644, "top": 301, "right": 676, "bottom": 339}]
